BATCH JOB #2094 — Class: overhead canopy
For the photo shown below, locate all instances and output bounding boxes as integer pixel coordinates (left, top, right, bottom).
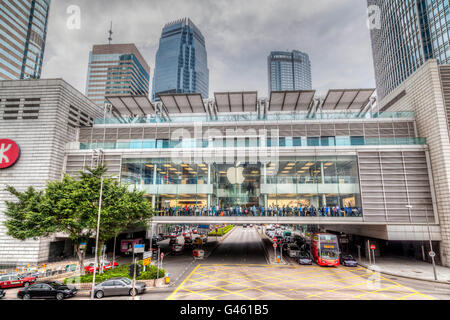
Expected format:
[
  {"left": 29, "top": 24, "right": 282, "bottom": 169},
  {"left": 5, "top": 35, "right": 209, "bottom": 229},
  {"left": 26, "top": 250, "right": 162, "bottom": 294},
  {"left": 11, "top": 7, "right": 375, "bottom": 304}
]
[
  {"left": 106, "top": 95, "right": 155, "bottom": 116},
  {"left": 268, "top": 90, "right": 315, "bottom": 111},
  {"left": 214, "top": 91, "right": 258, "bottom": 113},
  {"left": 322, "top": 89, "right": 375, "bottom": 111},
  {"left": 159, "top": 93, "right": 206, "bottom": 114}
]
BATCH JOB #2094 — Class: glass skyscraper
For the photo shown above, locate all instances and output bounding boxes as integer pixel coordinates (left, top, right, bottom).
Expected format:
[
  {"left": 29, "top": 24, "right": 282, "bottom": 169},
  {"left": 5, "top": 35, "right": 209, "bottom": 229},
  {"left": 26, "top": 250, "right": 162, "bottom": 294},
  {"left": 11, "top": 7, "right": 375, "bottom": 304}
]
[
  {"left": 268, "top": 50, "right": 312, "bottom": 94},
  {"left": 0, "top": 0, "right": 50, "bottom": 80},
  {"left": 152, "top": 18, "right": 209, "bottom": 101},
  {"left": 85, "top": 44, "right": 150, "bottom": 107},
  {"left": 369, "top": 0, "right": 450, "bottom": 100}
]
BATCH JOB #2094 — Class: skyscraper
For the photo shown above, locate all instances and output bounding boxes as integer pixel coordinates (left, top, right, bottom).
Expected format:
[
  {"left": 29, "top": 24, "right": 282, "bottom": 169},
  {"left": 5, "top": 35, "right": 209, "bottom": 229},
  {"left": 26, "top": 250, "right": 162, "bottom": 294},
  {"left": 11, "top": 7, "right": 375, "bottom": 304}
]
[
  {"left": 152, "top": 18, "right": 209, "bottom": 101},
  {"left": 0, "top": 0, "right": 50, "bottom": 80},
  {"left": 85, "top": 44, "right": 150, "bottom": 107},
  {"left": 268, "top": 50, "right": 312, "bottom": 94},
  {"left": 368, "top": 0, "right": 450, "bottom": 100}
]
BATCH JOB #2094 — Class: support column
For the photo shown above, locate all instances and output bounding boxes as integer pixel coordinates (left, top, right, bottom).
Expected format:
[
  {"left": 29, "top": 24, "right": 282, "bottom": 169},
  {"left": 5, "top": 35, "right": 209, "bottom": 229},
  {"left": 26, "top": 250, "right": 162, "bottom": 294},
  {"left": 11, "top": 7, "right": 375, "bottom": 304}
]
[
  {"left": 321, "top": 162, "right": 326, "bottom": 207},
  {"left": 207, "top": 164, "right": 211, "bottom": 207},
  {"left": 152, "top": 164, "right": 157, "bottom": 209}
]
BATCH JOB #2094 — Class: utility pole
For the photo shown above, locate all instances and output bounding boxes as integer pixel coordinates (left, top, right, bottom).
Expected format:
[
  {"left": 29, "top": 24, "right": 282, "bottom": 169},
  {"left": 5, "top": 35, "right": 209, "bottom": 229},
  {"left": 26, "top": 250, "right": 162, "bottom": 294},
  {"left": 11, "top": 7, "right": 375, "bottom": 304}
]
[
  {"left": 132, "top": 257, "right": 137, "bottom": 300},
  {"left": 406, "top": 205, "right": 437, "bottom": 280},
  {"left": 90, "top": 176, "right": 104, "bottom": 300}
]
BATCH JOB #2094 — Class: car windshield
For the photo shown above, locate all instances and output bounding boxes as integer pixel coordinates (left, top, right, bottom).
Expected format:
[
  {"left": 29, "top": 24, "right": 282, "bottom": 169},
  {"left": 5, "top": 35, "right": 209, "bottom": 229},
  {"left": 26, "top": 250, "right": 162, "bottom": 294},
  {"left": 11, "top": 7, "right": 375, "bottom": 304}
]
[
  {"left": 343, "top": 255, "right": 354, "bottom": 260},
  {"left": 290, "top": 246, "right": 299, "bottom": 250},
  {"left": 121, "top": 278, "right": 132, "bottom": 285},
  {"left": 48, "top": 282, "right": 63, "bottom": 288}
]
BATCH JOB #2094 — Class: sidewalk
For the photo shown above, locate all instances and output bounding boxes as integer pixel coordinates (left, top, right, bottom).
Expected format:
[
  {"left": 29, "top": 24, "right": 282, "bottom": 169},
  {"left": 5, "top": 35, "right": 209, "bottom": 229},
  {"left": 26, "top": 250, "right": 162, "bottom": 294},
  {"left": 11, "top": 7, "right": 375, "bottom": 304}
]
[{"left": 358, "top": 256, "right": 450, "bottom": 284}]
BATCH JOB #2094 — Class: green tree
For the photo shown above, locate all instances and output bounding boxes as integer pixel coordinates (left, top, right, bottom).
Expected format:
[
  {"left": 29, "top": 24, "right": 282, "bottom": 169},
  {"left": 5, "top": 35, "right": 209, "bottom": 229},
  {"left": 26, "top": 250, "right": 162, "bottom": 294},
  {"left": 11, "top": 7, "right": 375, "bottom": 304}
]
[{"left": 4, "top": 165, "right": 154, "bottom": 275}]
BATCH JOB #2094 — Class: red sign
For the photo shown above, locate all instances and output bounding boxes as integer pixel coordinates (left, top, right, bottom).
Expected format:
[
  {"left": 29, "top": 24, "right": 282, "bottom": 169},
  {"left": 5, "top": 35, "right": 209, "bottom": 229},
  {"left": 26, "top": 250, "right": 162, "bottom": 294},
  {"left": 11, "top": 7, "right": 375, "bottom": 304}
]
[
  {"left": 273, "top": 243, "right": 277, "bottom": 248},
  {"left": 371, "top": 245, "right": 376, "bottom": 250},
  {"left": 272, "top": 237, "right": 277, "bottom": 242},
  {"left": 0, "top": 139, "right": 20, "bottom": 169},
  {"left": 161, "top": 252, "right": 164, "bottom": 258}
]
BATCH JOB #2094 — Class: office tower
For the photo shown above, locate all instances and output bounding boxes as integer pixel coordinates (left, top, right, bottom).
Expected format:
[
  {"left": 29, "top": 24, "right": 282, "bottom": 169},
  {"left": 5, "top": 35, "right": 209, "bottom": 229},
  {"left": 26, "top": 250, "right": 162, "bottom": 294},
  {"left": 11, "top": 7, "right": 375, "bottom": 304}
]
[
  {"left": 0, "top": 0, "right": 51, "bottom": 80},
  {"left": 152, "top": 18, "right": 209, "bottom": 101},
  {"left": 85, "top": 44, "right": 150, "bottom": 107},
  {"left": 268, "top": 50, "right": 312, "bottom": 94},
  {"left": 368, "top": 0, "right": 450, "bottom": 100}
]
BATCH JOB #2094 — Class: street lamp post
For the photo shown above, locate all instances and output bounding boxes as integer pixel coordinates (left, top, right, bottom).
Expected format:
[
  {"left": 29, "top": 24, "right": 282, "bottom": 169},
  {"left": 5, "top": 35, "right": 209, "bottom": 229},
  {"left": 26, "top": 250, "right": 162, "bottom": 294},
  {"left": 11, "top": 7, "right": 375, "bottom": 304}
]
[
  {"left": 90, "top": 176, "right": 104, "bottom": 300},
  {"left": 406, "top": 205, "right": 437, "bottom": 280}
]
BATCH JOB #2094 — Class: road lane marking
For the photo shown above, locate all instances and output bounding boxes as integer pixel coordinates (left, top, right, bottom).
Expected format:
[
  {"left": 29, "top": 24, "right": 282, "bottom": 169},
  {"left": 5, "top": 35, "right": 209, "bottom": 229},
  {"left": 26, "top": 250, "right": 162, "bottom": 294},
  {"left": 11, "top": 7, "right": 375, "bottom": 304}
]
[{"left": 167, "top": 263, "right": 201, "bottom": 300}]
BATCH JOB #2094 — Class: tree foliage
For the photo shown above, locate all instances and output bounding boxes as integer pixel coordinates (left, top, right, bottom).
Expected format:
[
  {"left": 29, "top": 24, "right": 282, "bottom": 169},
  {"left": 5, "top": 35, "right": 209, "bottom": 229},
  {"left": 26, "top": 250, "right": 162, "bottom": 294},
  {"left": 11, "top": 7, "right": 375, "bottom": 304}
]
[{"left": 3, "top": 165, "right": 154, "bottom": 273}]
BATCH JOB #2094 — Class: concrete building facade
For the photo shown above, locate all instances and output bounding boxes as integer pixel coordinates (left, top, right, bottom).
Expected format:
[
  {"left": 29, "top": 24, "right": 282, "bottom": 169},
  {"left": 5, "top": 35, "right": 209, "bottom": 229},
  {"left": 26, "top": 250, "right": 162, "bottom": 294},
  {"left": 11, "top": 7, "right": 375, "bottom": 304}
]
[{"left": 0, "top": 79, "right": 102, "bottom": 266}]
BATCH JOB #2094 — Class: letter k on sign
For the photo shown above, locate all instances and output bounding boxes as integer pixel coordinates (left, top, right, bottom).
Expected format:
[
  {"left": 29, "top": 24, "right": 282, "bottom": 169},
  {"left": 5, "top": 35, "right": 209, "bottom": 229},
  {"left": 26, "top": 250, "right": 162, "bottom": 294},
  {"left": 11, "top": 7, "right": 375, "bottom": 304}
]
[{"left": 0, "top": 139, "right": 20, "bottom": 169}]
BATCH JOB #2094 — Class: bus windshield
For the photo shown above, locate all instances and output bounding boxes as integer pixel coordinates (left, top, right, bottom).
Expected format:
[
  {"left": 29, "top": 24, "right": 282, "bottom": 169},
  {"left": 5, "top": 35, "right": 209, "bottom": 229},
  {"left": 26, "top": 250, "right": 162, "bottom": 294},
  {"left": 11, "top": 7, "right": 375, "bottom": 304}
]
[{"left": 320, "top": 243, "right": 338, "bottom": 259}]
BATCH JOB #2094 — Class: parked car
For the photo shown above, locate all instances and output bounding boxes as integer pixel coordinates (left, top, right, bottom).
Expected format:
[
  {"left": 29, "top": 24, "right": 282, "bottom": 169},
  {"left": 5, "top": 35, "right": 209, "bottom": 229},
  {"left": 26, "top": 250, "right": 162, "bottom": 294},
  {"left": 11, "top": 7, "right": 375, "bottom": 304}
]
[
  {"left": 0, "top": 274, "right": 36, "bottom": 289},
  {"left": 243, "top": 224, "right": 247, "bottom": 228},
  {"left": 249, "top": 224, "right": 253, "bottom": 228},
  {"left": 298, "top": 253, "right": 312, "bottom": 265},
  {"left": 92, "top": 277, "right": 146, "bottom": 299},
  {"left": 287, "top": 244, "right": 301, "bottom": 258},
  {"left": 158, "top": 233, "right": 167, "bottom": 240},
  {"left": 192, "top": 229, "right": 198, "bottom": 234},
  {"left": 17, "top": 281, "right": 77, "bottom": 300},
  {"left": 172, "top": 244, "right": 184, "bottom": 255},
  {"left": 341, "top": 255, "right": 358, "bottom": 267},
  {"left": 84, "top": 261, "right": 119, "bottom": 273},
  {"left": 0, "top": 288, "right": 5, "bottom": 299}
]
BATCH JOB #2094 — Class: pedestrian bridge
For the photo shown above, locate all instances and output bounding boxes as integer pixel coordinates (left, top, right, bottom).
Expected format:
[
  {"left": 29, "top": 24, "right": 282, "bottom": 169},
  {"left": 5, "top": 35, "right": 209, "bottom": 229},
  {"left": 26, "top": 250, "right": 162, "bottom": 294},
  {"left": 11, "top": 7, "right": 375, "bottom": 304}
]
[{"left": 152, "top": 216, "right": 369, "bottom": 225}]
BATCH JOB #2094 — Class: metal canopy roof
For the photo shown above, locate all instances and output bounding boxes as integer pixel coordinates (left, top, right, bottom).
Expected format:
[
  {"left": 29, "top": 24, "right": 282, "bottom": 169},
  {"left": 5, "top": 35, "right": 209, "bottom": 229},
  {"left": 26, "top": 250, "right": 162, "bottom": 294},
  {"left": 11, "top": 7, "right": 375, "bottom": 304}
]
[
  {"left": 322, "top": 89, "right": 375, "bottom": 111},
  {"left": 159, "top": 93, "right": 206, "bottom": 114},
  {"left": 214, "top": 91, "right": 258, "bottom": 113},
  {"left": 268, "top": 90, "right": 316, "bottom": 111},
  {"left": 106, "top": 95, "right": 155, "bottom": 116}
]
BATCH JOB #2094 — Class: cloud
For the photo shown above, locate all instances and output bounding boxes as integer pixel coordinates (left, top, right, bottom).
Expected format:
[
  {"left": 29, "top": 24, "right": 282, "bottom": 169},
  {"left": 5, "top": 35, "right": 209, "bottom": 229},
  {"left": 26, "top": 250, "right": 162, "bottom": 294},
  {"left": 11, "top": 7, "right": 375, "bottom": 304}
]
[{"left": 42, "top": 0, "right": 375, "bottom": 98}]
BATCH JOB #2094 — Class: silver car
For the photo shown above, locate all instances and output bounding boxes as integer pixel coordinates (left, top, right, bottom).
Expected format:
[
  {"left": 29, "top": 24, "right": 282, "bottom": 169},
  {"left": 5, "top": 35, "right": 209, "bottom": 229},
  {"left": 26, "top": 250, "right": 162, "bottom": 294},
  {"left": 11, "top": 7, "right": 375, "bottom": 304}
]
[{"left": 93, "top": 277, "right": 146, "bottom": 299}]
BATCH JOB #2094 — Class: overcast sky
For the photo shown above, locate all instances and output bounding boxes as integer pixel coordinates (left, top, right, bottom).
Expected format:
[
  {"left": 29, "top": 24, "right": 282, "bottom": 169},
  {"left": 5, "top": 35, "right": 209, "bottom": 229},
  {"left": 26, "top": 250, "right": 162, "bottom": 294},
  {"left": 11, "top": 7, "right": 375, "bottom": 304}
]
[{"left": 42, "top": 0, "right": 375, "bottom": 98}]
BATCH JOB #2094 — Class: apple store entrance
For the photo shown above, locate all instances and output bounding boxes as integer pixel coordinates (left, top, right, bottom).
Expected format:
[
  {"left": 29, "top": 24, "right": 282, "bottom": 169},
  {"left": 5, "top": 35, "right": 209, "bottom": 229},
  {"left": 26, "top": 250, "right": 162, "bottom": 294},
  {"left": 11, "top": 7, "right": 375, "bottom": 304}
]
[{"left": 120, "top": 156, "right": 362, "bottom": 214}]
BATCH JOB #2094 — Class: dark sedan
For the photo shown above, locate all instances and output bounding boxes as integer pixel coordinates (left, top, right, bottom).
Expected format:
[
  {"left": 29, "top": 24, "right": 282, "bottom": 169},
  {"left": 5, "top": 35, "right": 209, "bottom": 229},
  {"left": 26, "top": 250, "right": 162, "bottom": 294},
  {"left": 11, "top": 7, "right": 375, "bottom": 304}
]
[
  {"left": 17, "top": 281, "right": 77, "bottom": 300},
  {"left": 341, "top": 255, "right": 358, "bottom": 267},
  {"left": 298, "top": 253, "right": 312, "bottom": 265}
]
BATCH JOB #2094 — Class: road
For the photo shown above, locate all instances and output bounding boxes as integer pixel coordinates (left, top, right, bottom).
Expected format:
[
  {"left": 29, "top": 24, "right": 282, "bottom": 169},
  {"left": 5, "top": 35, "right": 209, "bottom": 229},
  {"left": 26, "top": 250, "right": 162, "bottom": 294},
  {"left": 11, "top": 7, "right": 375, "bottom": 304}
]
[
  {"left": 3, "top": 226, "right": 450, "bottom": 300},
  {"left": 207, "top": 226, "right": 267, "bottom": 265}
]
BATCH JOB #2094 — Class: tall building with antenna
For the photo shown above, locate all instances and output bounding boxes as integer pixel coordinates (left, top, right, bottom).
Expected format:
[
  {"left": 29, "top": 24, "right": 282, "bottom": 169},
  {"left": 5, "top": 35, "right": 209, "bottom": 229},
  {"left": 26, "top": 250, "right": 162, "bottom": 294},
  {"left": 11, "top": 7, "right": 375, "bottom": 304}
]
[{"left": 85, "top": 24, "right": 150, "bottom": 107}]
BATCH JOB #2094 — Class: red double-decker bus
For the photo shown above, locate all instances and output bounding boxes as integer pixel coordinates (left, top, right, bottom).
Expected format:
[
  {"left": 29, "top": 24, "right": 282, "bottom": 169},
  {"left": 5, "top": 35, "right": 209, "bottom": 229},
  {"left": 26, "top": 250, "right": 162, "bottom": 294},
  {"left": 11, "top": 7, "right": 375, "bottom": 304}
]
[{"left": 311, "top": 233, "right": 340, "bottom": 267}]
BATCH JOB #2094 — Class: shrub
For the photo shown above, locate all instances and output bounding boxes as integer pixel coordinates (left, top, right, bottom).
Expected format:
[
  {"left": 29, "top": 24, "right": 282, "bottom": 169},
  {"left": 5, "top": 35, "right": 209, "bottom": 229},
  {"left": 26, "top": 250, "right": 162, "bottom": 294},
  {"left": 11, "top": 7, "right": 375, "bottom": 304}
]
[
  {"left": 64, "top": 261, "right": 165, "bottom": 284},
  {"left": 208, "top": 225, "right": 234, "bottom": 236}
]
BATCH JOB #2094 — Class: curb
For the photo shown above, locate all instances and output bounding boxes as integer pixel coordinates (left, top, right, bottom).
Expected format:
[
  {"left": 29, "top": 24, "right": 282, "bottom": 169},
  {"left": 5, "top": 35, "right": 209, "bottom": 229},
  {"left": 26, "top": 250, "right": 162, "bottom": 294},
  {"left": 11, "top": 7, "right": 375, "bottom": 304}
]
[{"left": 358, "top": 261, "right": 450, "bottom": 285}]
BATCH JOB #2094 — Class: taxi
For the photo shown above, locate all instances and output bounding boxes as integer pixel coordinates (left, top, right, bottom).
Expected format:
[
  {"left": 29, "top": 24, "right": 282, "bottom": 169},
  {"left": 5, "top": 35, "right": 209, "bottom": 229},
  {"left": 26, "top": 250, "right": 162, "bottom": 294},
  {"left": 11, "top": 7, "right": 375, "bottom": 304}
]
[{"left": 0, "top": 274, "right": 36, "bottom": 289}]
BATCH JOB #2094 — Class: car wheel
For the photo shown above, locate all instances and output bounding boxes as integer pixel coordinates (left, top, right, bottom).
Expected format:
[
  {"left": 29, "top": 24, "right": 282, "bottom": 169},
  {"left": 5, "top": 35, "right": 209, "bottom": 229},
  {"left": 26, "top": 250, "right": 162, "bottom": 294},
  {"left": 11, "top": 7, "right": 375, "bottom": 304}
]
[
  {"left": 129, "top": 288, "right": 137, "bottom": 296},
  {"left": 95, "top": 290, "right": 104, "bottom": 299},
  {"left": 23, "top": 282, "right": 30, "bottom": 288},
  {"left": 56, "top": 293, "right": 64, "bottom": 300},
  {"left": 23, "top": 293, "right": 31, "bottom": 300}
]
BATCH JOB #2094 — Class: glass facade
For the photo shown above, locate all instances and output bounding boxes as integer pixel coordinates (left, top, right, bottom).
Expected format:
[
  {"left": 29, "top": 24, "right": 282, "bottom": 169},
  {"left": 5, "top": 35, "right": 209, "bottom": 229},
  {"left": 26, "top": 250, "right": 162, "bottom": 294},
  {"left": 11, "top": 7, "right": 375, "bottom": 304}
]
[
  {"left": 152, "top": 18, "right": 209, "bottom": 101},
  {"left": 268, "top": 50, "right": 312, "bottom": 94},
  {"left": 121, "top": 156, "right": 362, "bottom": 215},
  {"left": 0, "top": 0, "right": 50, "bottom": 80},
  {"left": 85, "top": 44, "right": 150, "bottom": 106},
  {"left": 369, "top": 0, "right": 450, "bottom": 100}
]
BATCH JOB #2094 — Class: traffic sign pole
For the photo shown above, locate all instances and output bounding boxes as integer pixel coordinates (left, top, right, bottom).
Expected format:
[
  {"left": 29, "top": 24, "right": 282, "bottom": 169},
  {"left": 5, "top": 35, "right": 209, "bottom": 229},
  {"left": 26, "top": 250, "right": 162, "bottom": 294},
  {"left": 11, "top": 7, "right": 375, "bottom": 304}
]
[{"left": 132, "top": 257, "right": 137, "bottom": 301}]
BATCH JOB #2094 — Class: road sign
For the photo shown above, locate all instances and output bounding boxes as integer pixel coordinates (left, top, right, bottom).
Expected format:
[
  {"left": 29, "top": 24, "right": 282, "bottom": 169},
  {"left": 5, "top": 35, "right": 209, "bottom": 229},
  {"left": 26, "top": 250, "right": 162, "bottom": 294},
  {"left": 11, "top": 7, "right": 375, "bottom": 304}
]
[
  {"left": 429, "top": 251, "right": 436, "bottom": 258},
  {"left": 370, "top": 244, "right": 376, "bottom": 250},
  {"left": 273, "top": 243, "right": 277, "bottom": 248},
  {"left": 134, "top": 244, "right": 145, "bottom": 253},
  {"left": 272, "top": 237, "right": 277, "bottom": 242},
  {"left": 143, "top": 251, "right": 152, "bottom": 259},
  {"left": 143, "top": 258, "right": 151, "bottom": 266}
]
